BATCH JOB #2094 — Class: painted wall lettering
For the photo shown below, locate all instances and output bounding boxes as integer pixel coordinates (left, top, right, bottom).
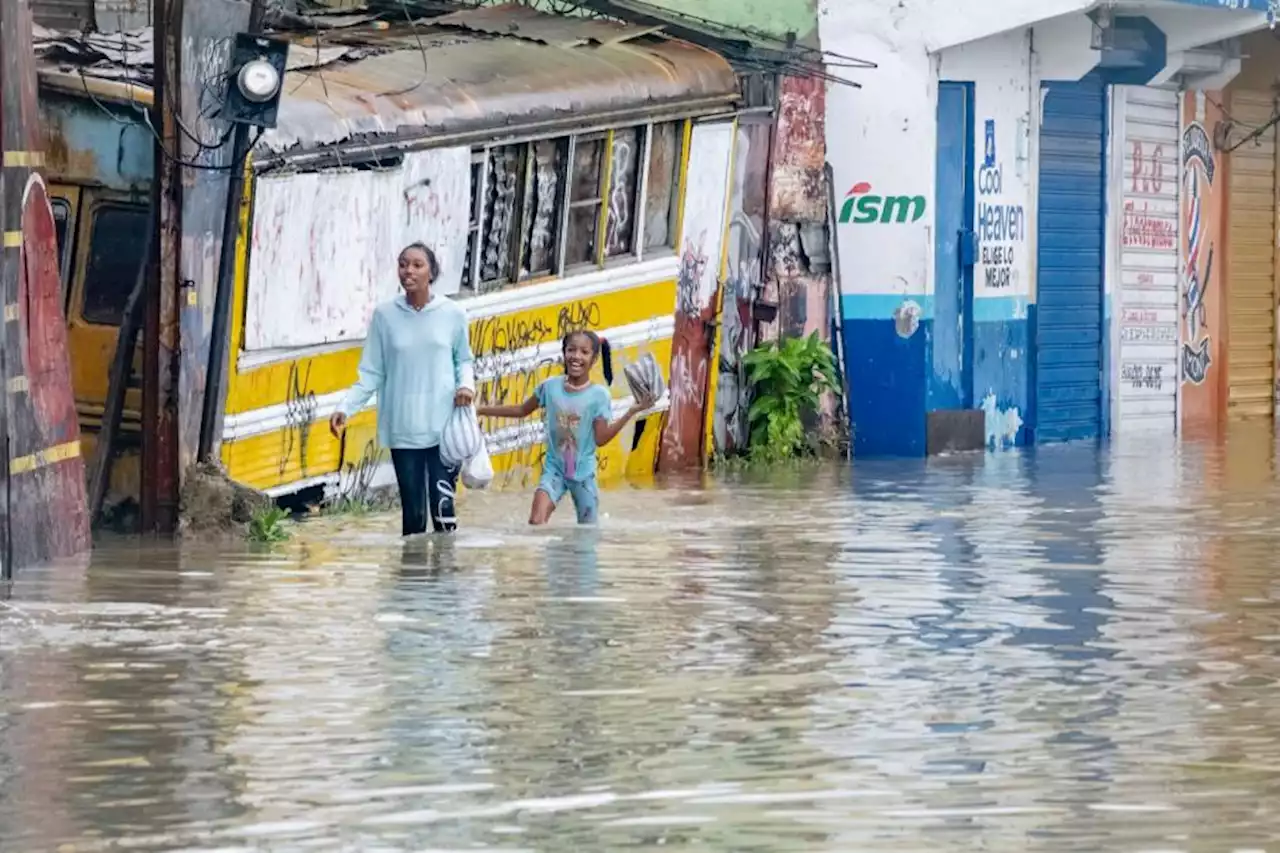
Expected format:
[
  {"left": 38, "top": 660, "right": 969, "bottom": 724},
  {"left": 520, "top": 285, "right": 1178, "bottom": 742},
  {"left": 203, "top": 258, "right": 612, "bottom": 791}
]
[
  {"left": 1130, "top": 140, "right": 1166, "bottom": 194},
  {"left": 280, "top": 361, "right": 317, "bottom": 477},
  {"left": 838, "top": 182, "right": 927, "bottom": 225},
  {"left": 1122, "top": 200, "right": 1176, "bottom": 249},
  {"left": 1120, "top": 324, "right": 1177, "bottom": 344},
  {"left": 1121, "top": 363, "right": 1164, "bottom": 391},
  {"left": 976, "top": 119, "right": 1026, "bottom": 291}
]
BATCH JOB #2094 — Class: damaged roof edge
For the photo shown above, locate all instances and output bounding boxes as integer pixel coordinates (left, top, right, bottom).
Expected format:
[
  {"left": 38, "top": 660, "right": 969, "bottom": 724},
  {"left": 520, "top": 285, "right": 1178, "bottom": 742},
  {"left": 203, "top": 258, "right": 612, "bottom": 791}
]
[
  {"left": 255, "top": 93, "right": 738, "bottom": 170},
  {"left": 259, "top": 26, "right": 740, "bottom": 157}
]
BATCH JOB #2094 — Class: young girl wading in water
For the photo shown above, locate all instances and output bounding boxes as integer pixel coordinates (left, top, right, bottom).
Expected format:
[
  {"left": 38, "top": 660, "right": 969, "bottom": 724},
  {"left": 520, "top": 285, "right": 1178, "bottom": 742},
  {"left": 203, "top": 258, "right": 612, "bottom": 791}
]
[{"left": 478, "top": 331, "right": 654, "bottom": 525}]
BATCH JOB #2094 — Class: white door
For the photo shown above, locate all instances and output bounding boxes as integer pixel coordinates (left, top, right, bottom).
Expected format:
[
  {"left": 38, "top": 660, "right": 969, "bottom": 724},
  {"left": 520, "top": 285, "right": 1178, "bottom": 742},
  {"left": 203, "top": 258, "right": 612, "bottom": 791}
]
[{"left": 1114, "top": 86, "right": 1181, "bottom": 432}]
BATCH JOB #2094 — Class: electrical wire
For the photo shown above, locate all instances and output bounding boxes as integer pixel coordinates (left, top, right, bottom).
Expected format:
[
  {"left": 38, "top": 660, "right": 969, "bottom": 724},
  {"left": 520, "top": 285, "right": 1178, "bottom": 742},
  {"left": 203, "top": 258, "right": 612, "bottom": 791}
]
[{"left": 373, "top": 0, "right": 429, "bottom": 98}]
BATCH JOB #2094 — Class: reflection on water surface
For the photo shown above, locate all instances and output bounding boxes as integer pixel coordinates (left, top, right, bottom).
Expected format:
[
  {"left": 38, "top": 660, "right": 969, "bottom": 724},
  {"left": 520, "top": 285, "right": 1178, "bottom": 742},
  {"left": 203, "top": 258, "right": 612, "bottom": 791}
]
[{"left": 4, "top": 431, "right": 1280, "bottom": 851}]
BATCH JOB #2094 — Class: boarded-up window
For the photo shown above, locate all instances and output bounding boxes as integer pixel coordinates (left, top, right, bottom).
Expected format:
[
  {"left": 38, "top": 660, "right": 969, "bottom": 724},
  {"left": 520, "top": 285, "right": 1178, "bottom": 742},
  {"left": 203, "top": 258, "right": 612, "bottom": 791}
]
[
  {"left": 461, "top": 118, "right": 690, "bottom": 292},
  {"left": 565, "top": 134, "right": 605, "bottom": 268},
  {"left": 479, "top": 145, "right": 522, "bottom": 289},
  {"left": 644, "top": 121, "right": 683, "bottom": 252},
  {"left": 519, "top": 139, "right": 566, "bottom": 280},
  {"left": 461, "top": 155, "right": 484, "bottom": 292},
  {"left": 605, "top": 127, "right": 642, "bottom": 259}
]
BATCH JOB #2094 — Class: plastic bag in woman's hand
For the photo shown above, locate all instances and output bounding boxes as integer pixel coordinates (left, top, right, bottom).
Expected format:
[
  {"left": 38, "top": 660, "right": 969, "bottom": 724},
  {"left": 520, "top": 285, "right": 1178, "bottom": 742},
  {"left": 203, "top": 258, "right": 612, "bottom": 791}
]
[
  {"left": 461, "top": 438, "right": 494, "bottom": 490},
  {"left": 441, "top": 404, "right": 484, "bottom": 468}
]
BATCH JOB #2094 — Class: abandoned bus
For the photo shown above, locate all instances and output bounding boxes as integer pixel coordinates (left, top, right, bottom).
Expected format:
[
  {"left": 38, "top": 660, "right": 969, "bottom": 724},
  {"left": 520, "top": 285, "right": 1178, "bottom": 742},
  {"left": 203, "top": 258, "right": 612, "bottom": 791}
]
[{"left": 37, "top": 6, "right": 743, "bottom": 520}]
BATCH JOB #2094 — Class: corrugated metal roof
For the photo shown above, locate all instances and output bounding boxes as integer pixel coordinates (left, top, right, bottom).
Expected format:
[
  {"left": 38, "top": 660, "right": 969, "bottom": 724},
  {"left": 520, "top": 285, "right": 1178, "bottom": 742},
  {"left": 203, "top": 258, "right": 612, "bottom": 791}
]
[
  {"left": 266, "top": 21, "right": 738, "bottom": 154},
  {"left": 34, "top": 4, "right": 740, "bottom": 157}
]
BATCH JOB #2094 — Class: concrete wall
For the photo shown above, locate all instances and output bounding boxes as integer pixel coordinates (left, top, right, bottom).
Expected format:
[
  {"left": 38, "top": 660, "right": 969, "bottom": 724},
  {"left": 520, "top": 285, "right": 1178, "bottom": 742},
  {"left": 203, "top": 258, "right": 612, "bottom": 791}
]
[
  {"left": 823, "top": 0, "right": 1041, "bottom": 455},
  {"left": 822, "top": 0, "right": 1261, "bottom": 455},
  {"left": 822, "top": 0, "right": 936, "bottom": 456}
]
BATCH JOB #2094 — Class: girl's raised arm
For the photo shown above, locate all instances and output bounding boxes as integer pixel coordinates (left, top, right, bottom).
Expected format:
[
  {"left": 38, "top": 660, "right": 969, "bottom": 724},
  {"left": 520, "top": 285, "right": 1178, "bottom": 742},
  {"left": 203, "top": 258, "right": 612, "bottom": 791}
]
[
  {"left": 594, "top": 391, "right": 649, "bottom": 447},
  {"left": 477, "top": 395, "right": 539, "bottom": 420}
]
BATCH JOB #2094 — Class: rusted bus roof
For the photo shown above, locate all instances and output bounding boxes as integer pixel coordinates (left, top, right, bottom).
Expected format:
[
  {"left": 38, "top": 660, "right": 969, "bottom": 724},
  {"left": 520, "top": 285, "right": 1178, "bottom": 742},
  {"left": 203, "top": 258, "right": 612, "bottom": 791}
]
[{"left": 266, "top": 25, "right": 738, "bottom": 154}]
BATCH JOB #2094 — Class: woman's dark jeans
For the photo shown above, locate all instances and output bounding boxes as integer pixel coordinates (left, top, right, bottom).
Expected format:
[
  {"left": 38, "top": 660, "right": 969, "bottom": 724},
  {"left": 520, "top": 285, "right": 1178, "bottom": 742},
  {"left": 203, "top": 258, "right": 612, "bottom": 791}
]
[{"left": 390, "top": 446, "right": 459, "bottom": 536}]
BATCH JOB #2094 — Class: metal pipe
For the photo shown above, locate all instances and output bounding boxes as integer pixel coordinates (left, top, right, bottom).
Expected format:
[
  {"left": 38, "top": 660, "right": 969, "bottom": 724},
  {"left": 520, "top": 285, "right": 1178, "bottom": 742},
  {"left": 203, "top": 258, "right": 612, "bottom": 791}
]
[{"left": 197, "top": 0, "right": 267, "bottom": 465}]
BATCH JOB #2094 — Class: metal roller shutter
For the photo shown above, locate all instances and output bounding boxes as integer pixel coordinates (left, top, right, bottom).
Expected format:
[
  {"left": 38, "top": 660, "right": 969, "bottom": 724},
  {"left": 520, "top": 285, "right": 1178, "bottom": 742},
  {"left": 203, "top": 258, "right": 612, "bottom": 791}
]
[
  {"left": 1035, "top": 77, "right": 1108, "bottom": 443},
  {"left": 1116, "top": 86, "right": 1180, "bottom": 431},
  {"left": 1225, "top": 90, "right": 1277, "bottom": 419}
]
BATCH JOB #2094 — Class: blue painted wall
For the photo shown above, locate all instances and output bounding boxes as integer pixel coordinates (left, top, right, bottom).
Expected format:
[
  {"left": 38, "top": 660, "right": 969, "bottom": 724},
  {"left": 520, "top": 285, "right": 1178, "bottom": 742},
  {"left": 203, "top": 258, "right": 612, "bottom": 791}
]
[
  {"left": 973, "top": 296, "right": 1030, "bottom": 448},
  {"left": 842, "top": 294, "right": 931, "bottom": 457}
]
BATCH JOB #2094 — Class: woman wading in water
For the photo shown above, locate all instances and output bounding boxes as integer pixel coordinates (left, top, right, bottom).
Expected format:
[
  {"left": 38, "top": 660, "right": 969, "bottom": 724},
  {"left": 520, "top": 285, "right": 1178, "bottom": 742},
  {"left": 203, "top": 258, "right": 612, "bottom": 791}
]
[{"left": 329, "top": 243, "right": 476, "bottom": 535}]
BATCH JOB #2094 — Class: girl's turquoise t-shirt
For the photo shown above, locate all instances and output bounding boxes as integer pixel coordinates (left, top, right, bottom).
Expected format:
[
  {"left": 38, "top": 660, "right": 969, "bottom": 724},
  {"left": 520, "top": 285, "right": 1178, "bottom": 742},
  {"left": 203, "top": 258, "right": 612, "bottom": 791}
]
[{"left": 536, "top": 377, "right": 612, "bottom": 482}]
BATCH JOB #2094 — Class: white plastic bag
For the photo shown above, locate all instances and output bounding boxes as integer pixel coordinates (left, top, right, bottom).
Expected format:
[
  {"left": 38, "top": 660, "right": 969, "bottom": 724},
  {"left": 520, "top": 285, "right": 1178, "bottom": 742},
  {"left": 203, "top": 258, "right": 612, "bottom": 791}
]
[
  {"left": 461, "top": 439, "right": 494, "bottom": 490},
  {"left": 441, "top": 404, "right": 483, "bottom": 469}
]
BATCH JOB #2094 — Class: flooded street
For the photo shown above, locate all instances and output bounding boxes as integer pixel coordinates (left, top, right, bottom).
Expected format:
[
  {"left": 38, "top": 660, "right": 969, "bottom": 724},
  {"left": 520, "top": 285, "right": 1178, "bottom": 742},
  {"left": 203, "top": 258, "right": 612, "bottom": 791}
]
[{"left": 6, "top": 431, "right": 1280, "bottom": 851}]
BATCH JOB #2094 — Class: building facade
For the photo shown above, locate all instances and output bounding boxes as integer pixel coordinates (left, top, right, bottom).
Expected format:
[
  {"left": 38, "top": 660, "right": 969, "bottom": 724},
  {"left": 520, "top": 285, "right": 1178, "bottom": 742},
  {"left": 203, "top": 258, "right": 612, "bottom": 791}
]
[{"left": 822, "top": 0, "right": 1273, "bottom": 456}]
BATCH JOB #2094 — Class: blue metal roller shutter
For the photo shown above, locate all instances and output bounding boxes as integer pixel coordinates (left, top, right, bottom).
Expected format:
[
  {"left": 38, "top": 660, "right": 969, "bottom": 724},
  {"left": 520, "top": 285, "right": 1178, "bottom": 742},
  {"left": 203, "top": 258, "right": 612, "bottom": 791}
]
[{"left": 1034, "top": 77, "right": 1107, "bottom": 443}]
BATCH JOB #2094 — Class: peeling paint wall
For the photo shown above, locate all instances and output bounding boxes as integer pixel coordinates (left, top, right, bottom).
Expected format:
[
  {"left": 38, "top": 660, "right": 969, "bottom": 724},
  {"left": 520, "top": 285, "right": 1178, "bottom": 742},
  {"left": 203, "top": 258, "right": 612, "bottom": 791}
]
[
  {"left": 714, "top": 118, "right": 770, "bottom": 454},
  {"left": 662, "top": 121, "right": 734, "bottom": 470},
  {"left": 245, "top": 148, "right": 472, "bottom": 351},
  {"left": 769, "top": 75, "right": 830, "bottom": 344}
]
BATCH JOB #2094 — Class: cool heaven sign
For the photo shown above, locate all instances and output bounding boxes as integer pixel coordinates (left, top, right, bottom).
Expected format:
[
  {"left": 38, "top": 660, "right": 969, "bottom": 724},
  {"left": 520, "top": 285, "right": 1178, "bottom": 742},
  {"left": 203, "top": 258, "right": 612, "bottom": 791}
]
[{"left": 978, "top": 118, "right": 1026, "bottom": 291}]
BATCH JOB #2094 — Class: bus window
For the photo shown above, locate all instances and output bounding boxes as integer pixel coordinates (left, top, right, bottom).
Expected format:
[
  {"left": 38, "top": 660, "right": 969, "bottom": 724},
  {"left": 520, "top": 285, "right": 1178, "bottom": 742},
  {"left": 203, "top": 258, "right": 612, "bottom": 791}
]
[{"left": 81, "top": 205, "right": 148, "bottom": 326}]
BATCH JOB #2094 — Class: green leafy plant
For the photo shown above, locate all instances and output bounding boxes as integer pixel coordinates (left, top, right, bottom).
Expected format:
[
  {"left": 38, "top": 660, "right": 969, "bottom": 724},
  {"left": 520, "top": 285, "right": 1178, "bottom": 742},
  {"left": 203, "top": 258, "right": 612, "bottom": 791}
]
[
  {"left": 246, "top": 505, "right": 291, "bottom": 543},
  {"left": 743, "top": 332, "right": 840, "bottom": 464}
]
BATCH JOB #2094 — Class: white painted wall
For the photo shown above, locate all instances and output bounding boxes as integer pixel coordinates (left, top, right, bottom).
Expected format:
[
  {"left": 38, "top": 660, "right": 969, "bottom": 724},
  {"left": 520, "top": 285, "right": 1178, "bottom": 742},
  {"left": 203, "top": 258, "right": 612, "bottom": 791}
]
[
  {"left": 821, "top": 0, "right": 937, "bottom": 308},
  {"left": 822, "top": 0, "right": 1039, "bottom": 316}
]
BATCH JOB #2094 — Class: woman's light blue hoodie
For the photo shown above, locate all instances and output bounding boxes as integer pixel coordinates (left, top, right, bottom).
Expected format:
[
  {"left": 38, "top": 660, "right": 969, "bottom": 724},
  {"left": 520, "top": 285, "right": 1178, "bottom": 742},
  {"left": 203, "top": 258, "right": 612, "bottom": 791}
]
[{"left": 338, "top": 293, "right": 476, "bottom": 450}]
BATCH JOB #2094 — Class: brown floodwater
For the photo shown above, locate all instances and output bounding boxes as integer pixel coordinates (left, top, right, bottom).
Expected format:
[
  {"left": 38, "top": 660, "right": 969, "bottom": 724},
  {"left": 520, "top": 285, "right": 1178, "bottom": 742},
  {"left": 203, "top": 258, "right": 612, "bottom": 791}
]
[{"left": 4, "top": 428, "right": 1280, "bottom": 851}]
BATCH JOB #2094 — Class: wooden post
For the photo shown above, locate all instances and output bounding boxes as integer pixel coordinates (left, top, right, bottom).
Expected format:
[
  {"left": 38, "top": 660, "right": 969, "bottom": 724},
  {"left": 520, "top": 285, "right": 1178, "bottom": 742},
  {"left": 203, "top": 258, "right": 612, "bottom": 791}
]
[{"left": 144, "top": 0, "right": 183, "bottom": 534}]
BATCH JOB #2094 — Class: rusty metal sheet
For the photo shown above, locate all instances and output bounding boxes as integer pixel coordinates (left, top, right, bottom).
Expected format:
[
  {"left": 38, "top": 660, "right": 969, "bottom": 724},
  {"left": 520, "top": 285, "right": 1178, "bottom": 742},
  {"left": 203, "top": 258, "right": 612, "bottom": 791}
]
[
  {"left": 265, "top": 33, "right": 737, "bottom": 155},
  {"left": 433, "top": 3, "right": 664, "bottom": 47},
  {"left": 263, "top": 10, "right": 738, "bottom": 155},
  {"left": 33, "top": 6, "right": 738, "bottom": 158},
  {"left": 35, "top": 25, "right": 153, "bottom": 76}
]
